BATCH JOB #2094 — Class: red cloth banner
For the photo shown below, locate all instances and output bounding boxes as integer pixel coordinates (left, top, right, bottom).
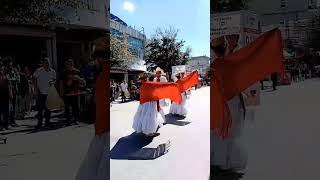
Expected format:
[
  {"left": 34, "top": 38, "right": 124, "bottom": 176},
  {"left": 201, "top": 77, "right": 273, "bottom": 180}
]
[
  {"left": 140, "top": 82, "right": 182, "bottom": 105},
  {"left": 177, "top": 71, "right": 199, "bottom": 93},
  {"left": 211, "top": 28, "right": 285, "bottom": 138}
]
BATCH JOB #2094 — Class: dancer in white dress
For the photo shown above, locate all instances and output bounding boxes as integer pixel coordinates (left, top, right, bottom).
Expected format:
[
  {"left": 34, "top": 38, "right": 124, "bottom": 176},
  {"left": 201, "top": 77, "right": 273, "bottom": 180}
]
[
  {"left": 169, "top": 73, "right": 188, "bottom": 116},
  {"left": 76, "top": 37, "right": 108, "bottom": 180},
  {"left": 211, "top": 34, "right": 247, "bottom": 171},
  {"left": 132, "top": 74, "right": 164, "bottom": 137},
  {"left": 153, "top": 67, "right": 168, "bottom": 120}
]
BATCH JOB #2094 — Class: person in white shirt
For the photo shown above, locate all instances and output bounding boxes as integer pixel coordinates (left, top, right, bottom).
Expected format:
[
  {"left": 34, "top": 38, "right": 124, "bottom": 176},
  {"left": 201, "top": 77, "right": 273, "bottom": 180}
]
[
  {"left": 120, "top": 80, "right": 128, "bottom": 103},
  {"left": 33, "top": 58, "right": 56, "bottom": 129}
]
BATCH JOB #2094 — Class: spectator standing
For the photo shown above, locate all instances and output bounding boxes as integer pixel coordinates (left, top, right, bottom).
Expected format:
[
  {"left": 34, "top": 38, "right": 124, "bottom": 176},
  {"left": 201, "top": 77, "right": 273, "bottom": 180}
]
[
  {"left": 110, "top": 80, "right": 115, "bottom": 102},
  {"left": 18, "top": 67, "right": 30, "bottom": 118},
  {"left": 25, "top": 67, "right": 34, "bottom": 115},
  {"left": 7, "top": 61, "right": 20, "bottom": 127},
  {"left": 120, "top": 80, "right": 128, "bottom": 103},
  {"left": 33, "top": 58, "right": 56, "bottom": 129},
  {"left": 60, "top": 59, "right": 86, "bottom": 125},
  {"left": 0, "top": 64, "right": 10, "bottom": 130},
  {"left": 129, "top": 80, "right": 137, "bottom": 101}
]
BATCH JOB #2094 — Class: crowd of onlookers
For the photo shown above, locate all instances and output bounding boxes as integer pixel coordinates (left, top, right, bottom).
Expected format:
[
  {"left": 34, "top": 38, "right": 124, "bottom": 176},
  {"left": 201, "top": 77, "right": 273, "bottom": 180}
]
[
  {"left": 0, "top": 56, "right": 97, "bottom": 131},
  {"left": 110, "top": 79, "right": 141, "bottom": 103},
  {"left": 289, "top": 62, "right": 310, "bottom": 82},
  {"left": 0, "top": 58, "right": 34, "bottom": 130}
]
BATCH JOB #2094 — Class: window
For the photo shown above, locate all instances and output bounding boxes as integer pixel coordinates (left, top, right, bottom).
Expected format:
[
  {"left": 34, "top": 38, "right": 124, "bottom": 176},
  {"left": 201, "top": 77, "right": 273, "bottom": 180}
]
[{"left": 280, "top": 0, "right": 287, "bottom": 8}]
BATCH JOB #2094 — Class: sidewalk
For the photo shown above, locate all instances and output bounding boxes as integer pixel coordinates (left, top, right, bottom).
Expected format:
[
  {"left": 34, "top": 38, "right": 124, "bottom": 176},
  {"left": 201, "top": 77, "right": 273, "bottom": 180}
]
[{"left": 0, "top": 111, "right": 94, "bottom": 180}]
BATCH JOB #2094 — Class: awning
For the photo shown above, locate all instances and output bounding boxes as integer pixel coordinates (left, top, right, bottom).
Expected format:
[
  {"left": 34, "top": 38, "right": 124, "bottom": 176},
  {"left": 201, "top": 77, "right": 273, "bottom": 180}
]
[{"left": 110, "top": 68, "right": 127, "bottom": 74}]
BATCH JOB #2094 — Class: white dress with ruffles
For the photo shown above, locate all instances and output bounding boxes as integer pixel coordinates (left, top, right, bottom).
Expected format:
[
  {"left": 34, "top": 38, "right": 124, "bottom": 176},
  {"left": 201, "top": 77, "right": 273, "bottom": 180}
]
[
  {"left": 210, "top": 96, "right": 247, "bottom": 170},
  {"left": 169, "top": 92, "right": 188, "bottom": 116},
  {"left": 132, "top": 101, "right": 165, "bottom": 134}
]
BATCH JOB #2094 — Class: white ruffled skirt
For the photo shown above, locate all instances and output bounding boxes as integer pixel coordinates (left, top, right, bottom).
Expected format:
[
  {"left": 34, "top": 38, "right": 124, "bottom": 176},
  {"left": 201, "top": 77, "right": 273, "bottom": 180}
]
[
  {"left": 169, "top": 93, "right": 188, "bottom": 116},
  {"left": 75, "top": 132, "right": 109, "bottom": 180},
  {"left": 132, "top": 101, "right": 165, "bottom": 134},
  {"left": 210, "top": 96, "right": 247, "bottom": 170}
]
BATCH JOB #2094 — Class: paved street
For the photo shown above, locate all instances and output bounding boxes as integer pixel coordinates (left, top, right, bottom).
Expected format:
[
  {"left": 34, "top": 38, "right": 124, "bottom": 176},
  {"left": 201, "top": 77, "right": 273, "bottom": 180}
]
[
  {"left": 0, "top": 116, "right": 93, "bottom": 180},
  {"left": 241, "top": 79, "right": 320, "bottom": 180},
  {"left": 110, "top": 87, "right": 210, "bottom": 180}
]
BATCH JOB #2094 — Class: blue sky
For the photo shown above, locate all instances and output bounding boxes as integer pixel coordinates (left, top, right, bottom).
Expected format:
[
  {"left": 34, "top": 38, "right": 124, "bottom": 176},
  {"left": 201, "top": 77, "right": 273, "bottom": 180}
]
[{"left": 110, "top": 0, "right": 210, "bottom": 57}]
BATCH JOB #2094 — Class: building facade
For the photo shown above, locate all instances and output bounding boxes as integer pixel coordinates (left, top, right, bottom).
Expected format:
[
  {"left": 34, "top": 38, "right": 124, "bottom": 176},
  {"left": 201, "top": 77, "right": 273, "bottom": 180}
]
[
  {"left": 110, "top": 13, "right": 146, "bottom": 83},
  {"left": 249, "top": 0, "right": 319, "bottom": 49},
  {"left": 0, "top": 0, "right": 109, "bottom": 74},
  {"left": 188, "top": 56, "right": 210, "bottom": 78}
]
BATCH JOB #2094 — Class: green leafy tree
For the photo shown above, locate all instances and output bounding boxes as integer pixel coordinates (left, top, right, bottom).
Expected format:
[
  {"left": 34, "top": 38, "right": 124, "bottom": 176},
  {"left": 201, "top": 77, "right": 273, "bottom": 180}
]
[
  {"left": 145, "top": 26, "right": 191, "bottom": 75},
  {"left": 0, "top": 0, "right": 85, "bottom": 25},
  {"left": 110, "top": 34, "right": 135, "bottom": 68}
]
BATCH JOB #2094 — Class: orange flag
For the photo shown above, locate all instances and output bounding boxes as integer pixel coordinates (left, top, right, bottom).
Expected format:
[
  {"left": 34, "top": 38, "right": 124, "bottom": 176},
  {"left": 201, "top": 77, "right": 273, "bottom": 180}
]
[
  {"left": 176, "top": 71, "right": 199, "bottom": 93},
  {"left": 211, "top": 28, "right": 285, "bottom": 137},
  {"left": 95, "top": 62, "right": 109, "bottom": 136},
  {"left": 140, "top": 82, "right": 182, "bottom": 105}
]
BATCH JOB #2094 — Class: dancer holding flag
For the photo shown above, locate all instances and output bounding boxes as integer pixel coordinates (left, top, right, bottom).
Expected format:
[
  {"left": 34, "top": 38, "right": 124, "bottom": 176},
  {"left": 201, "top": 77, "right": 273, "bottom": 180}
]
[
  {"left": 76, "top": 37, "right": 109, "bottom": 180},
  {"left": 153, "top": 67, "right": 168, "bottom": 120},
  {"left": 133, "top": 74, "right": 181, "bottom": 137},
  {"left": 169, "top": 72, "right": 188, "bottom": 117},
  {"left": 211, "top": 29, "right": 285, "bottom": 173},
  {"left": 170, "top": 71, "right": 199, "bottom": 117}
]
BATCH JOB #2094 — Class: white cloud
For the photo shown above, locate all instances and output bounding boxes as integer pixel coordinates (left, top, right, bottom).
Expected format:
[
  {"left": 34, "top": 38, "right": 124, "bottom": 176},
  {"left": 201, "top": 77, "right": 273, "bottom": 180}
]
[{"left": 123, "top": 1, "right": 136, "bottom": 13}]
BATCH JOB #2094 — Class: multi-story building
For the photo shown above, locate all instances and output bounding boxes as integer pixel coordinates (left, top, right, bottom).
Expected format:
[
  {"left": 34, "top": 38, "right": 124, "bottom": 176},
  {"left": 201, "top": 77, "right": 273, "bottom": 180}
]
[
  {"left": 249, "top": 0, "right": 319, "bottom": 49},
  {"left": 110, "top": 13, "right": 146, "bottom": 83},
  {"left": 0, "top": 0, "right": 109, "bottom": 73},
  {"left": 188, "top": 56, "right": 210, "bottom": 78}
]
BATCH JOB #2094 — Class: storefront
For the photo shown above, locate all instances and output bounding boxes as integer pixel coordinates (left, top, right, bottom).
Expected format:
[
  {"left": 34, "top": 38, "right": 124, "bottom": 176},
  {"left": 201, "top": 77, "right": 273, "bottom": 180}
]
[
  {"left": 0, "top": 25, "right": 56, "bottom": 72},
  {"left": 110, "top": 68, "right": 128, "bottom": 83}
]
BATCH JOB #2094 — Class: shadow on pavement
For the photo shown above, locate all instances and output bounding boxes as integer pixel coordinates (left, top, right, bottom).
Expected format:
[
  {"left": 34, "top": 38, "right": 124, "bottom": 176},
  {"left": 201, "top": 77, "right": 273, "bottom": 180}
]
[
  {"left": 164, "top": 114, "right": 191, "bottom": 126},
  {"left": 110, "top": 132, "right": 170, "bottom": 160},
  {"left": 0, "top": 120, "right": 92, "bottom": 136},
  {"left": 210, "top": 166, "right": 244, "bottom": 180}
]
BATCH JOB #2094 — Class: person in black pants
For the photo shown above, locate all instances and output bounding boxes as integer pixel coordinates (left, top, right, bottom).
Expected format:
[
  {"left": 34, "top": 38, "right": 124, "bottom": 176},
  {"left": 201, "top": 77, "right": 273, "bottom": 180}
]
[
  {"left": 7, "top": 61, "right": 20, "bottom": 127},
  {"left": 0, "top": 65, "right": 10, "bottom": 130},
  {"left": 33, "top": 58, "right": 56, "bottom": 129},
  {"left": 36, "top": 93, "right": 52, "bottom": 126},
  {"left": 271, "top": 72, "right": 278, "bottom": 91}
]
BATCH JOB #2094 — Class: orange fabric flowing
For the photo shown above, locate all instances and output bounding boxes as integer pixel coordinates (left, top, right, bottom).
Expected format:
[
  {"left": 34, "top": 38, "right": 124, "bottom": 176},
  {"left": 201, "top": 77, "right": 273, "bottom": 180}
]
[
  {"left": 176, "top": 71, "right": 199, "bottom": 93},
  {"left": 95, "top": 62, "right": 109, "bottom": 136},
  {"left": 211, "top": 28, "right": 285, "bottom": 138},
  {"left": 140, "top": 82, "right": 182, "bottom": 105}
]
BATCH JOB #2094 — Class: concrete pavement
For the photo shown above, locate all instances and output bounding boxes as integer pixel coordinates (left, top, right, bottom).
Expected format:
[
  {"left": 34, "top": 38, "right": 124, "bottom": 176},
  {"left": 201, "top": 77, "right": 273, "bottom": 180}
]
[
  {"left": 242, "top": 79, "right": 320, "bottom": 180},
  {"left": 0, "top": 117, "right": 94, "bottom": 180},
  {"left": 110, "top": 87, "right": 210, "bottom": 180}
]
